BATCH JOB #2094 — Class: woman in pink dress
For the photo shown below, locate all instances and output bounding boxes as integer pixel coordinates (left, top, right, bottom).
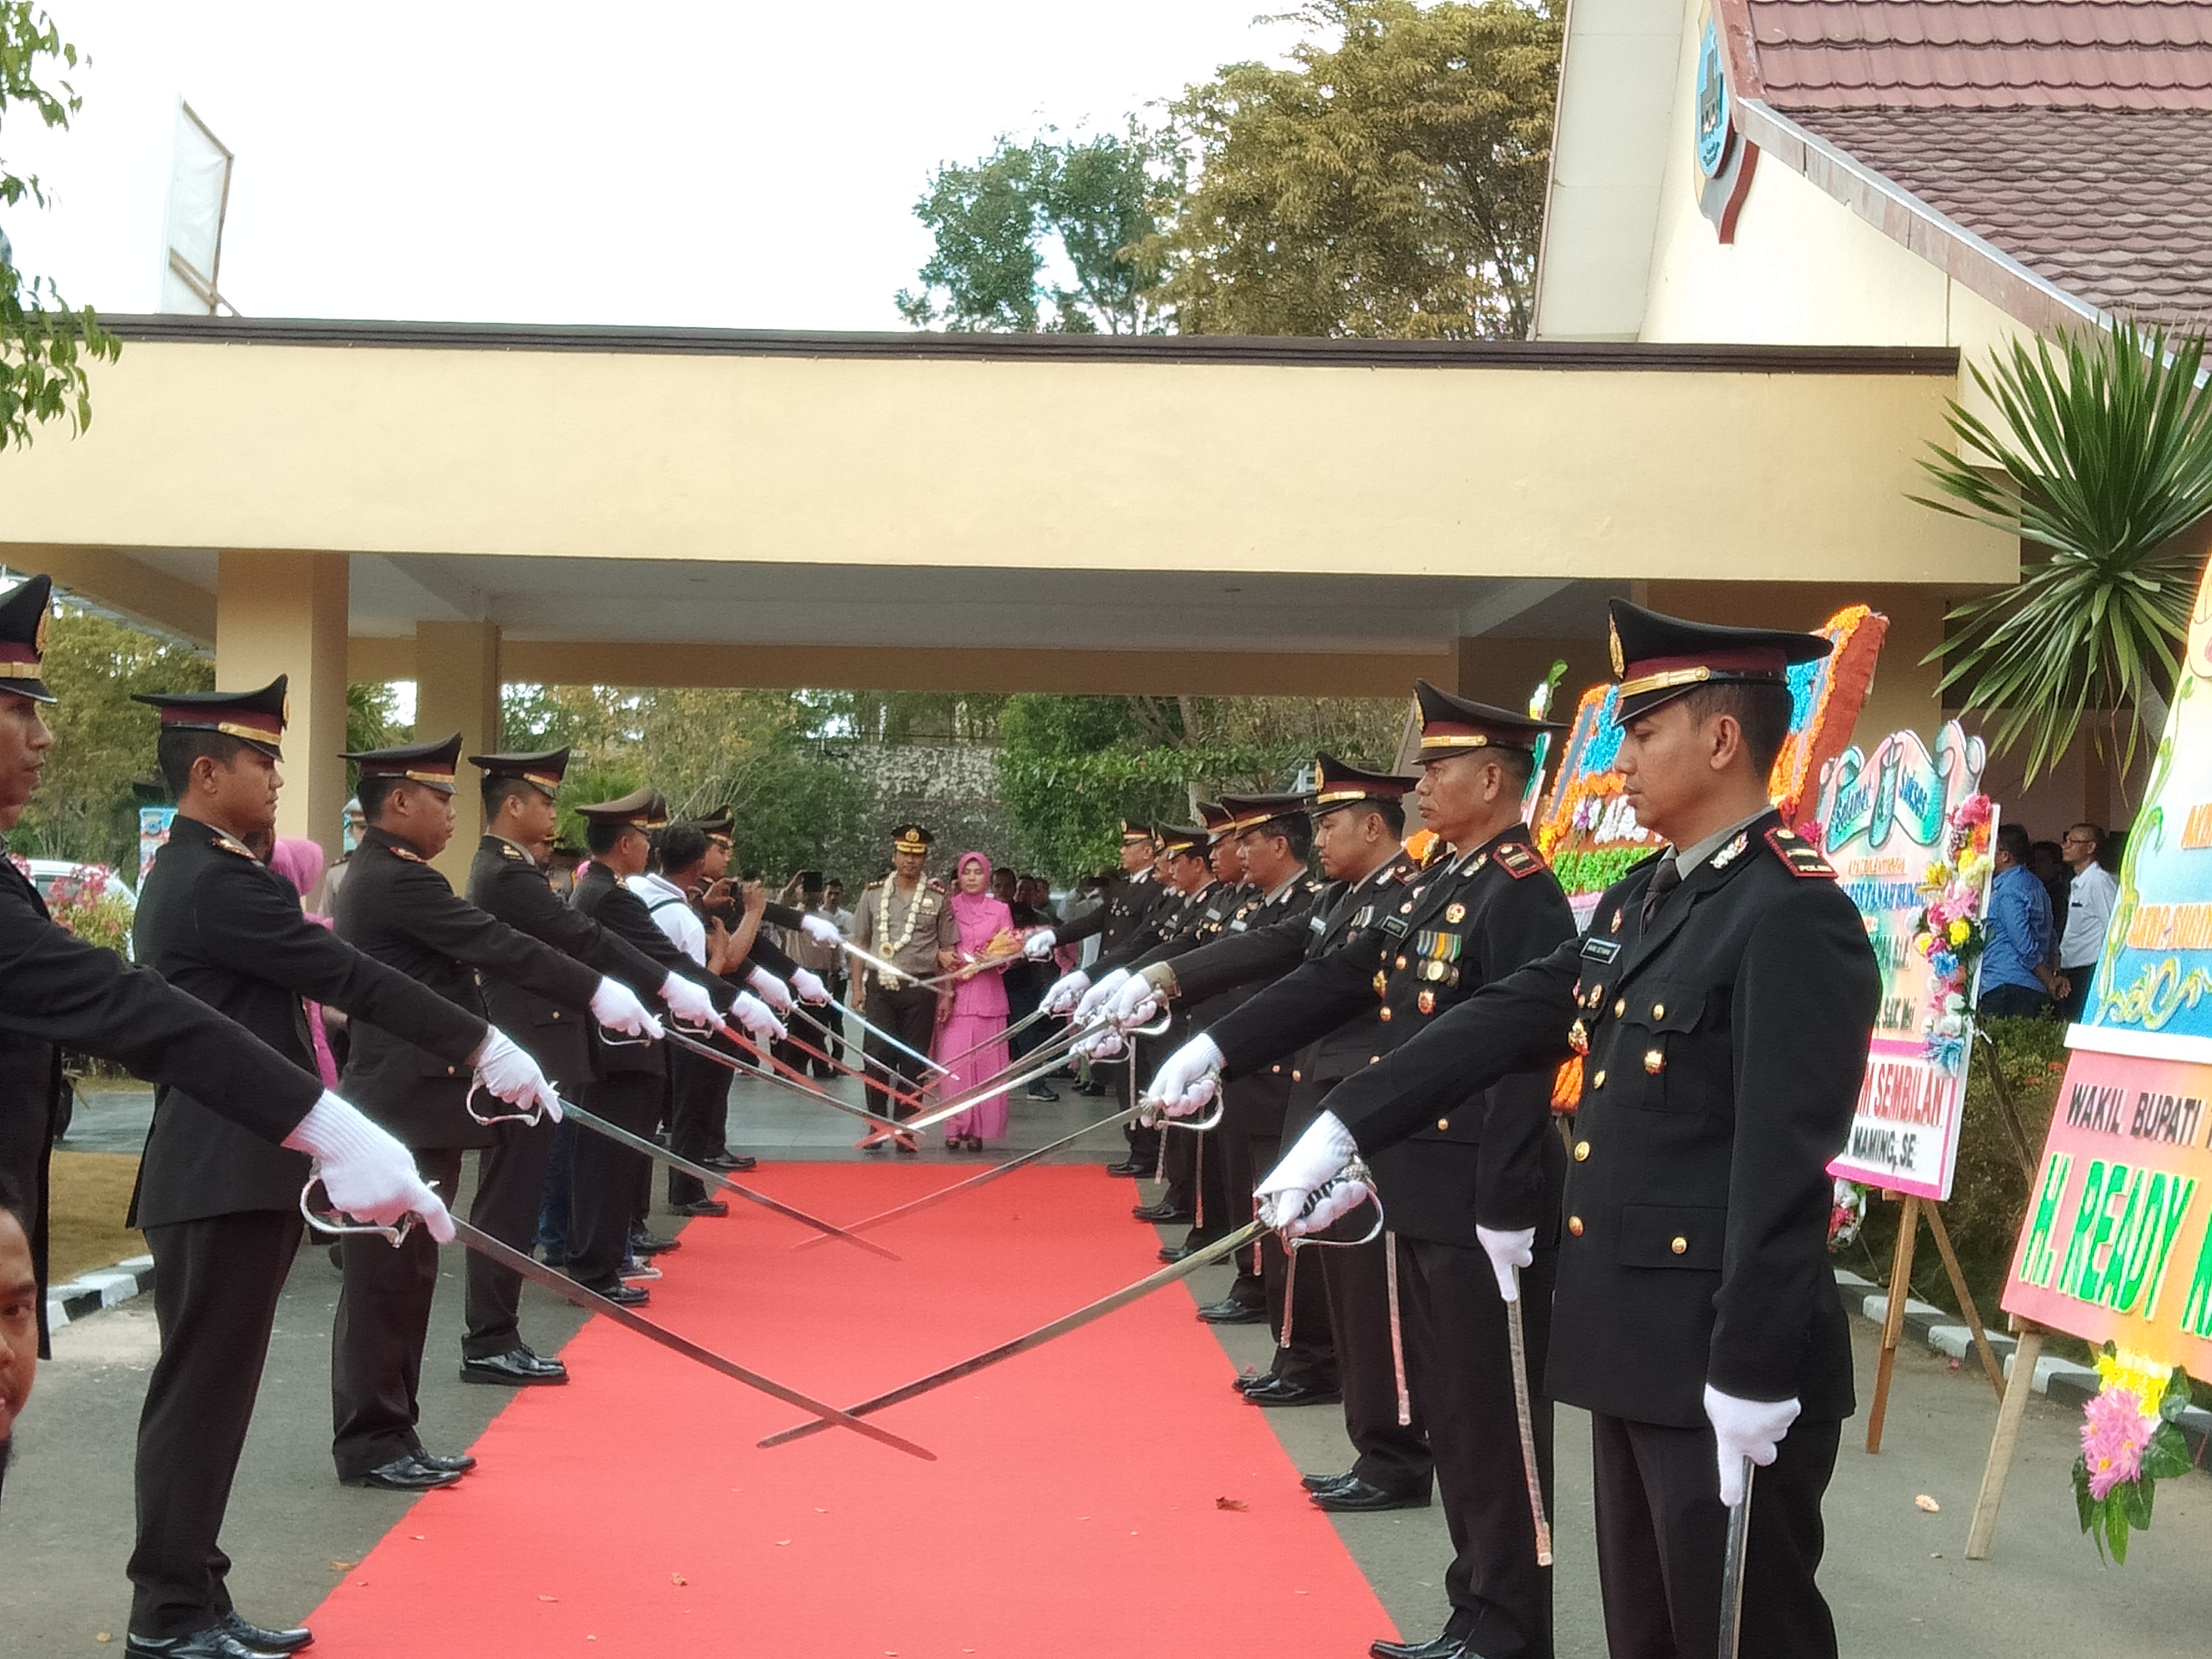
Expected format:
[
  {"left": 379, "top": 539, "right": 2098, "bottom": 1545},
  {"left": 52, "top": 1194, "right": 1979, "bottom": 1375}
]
[{"left": 936, "top": 851, "right": 1018, "bottom": 1151}]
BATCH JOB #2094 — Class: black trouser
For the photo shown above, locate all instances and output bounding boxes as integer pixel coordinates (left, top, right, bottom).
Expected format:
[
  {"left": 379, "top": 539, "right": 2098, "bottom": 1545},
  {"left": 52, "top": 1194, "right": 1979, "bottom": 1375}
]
[
  {"left": 861, "top": 982, "right": 939, "bottom": 1122},
  {"left": 665, "top": 1042, "right": 727, "bottom": 1205},
  {"left": 1589, "top": 1410, "right": 1842, "bottom": 1659},
  {"left": 1175, "top": 1125, "right": 1230, "bottom": 1248},
  {"left": 463, "top": 1117, "right": 557, "bottom": 1360},
  {"left": 1321, "top": 1229, "right": 1432, "bottom": 1495},
  {"left": 567, "top": 1071, "right": 663, "bottom": 1288},
  {"left": 1216, "top": 1124, "right": 1268, "bottom": 1304},
  {"left": 812, "top": 990, "right": 847, "bottom": 1077},
  {"left": 1225, "top": 1127, "right": 1336, "bottom": 1387},
  {"left": 331, "top": 1146, "right": 465, "bottom": 1479},
  {"left": 131, "top": 1210, "right": 301, "bottom": 1637},
  {"left": 1400, "top": 1234, "right": 1557, "bottom": 1659}
]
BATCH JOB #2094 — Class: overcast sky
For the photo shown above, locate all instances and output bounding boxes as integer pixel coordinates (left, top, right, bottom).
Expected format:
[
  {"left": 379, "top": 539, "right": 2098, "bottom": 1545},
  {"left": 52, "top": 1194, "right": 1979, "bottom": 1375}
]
[{"left": 3, "top": 2, "right": 1308, "bottom": 330}]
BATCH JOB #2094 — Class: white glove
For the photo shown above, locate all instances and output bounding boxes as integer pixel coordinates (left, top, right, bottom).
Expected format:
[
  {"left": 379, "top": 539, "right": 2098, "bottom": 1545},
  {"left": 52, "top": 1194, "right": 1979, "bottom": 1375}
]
[
  {"left": 729, "top": 990, "right": 786, "bottom": 1044},
  {"left": 592, "top": 975, "right": 664, "bottom": 1040},
  {"left": 1476, "top": 1225, "right": 1535, "bottom": 1302},
  {"left": 1023, "top": 929, "right": 1058, "bottom": 961},
  {"left": 789, "top": 967, "right": 832, "bottom": 1005},
  {"left": 800, "top": 914, "right": 842, "bottom": 944},
  {"left": 473, "top": 1028, "right": 563, "bottom": 1123},
  {"left": 1042, "top": 969, "right": 1091, "bottom": 1016},
  {"left": 1107, "top": 973, "right": 1160, "bottom": 1030},
  {"left": 1255, "top": 1111, "right": 1361, "bottom": 1234},
  {"left": 284, "top": 1092, "right": 456, "bottom": 1243},
  {"left": 1704, "top": 1385, "right": 1802, "bottom": 1507},
  {"left": 1075, "top": 1024, "right": 1125, "bottom": 1061},
  {"left": 1074, "top": 967, "right": 1131, "bottom": 1021},
  {"left": 748, "top": 966, "right": 794, "bottom": 1015},
  {"left": 1146, "top": 1034, "right": 1222, "bottom": 1119},
  {"left": 659, "top": 972, "right": 718, "bottom": 1028}
]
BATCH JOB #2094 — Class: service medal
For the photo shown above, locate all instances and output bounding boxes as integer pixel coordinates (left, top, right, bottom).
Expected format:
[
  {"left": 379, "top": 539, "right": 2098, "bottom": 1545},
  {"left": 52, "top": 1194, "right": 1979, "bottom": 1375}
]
[
  {"left": 1569, "top": 1018, "right": 1589, "bottom": 1055},
  {"left": 1445, "top": 902, "right": 1466, "bottom": 924},
  {"left": 1418, "top": 989, "right": 1436, "bottom": 1015}
]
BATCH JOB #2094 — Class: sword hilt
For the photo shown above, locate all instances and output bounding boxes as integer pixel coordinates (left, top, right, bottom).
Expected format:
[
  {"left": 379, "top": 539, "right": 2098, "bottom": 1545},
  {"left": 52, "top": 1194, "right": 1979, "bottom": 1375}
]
[
  {"left": 1281, "top": 1157, "right": 1385, "bottom": 1250},
  {"left": 299, "top": 1175, "right": 420, "bottom": 1247}
]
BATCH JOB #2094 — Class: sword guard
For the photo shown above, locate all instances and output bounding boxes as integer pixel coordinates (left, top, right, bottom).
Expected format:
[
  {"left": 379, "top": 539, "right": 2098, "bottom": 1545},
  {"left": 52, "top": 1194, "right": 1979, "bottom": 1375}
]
[
  {"left": 1284, "top": 1159, "right": 1385, "bottom": 1251},
  {"left": 299, "top": 1175, "right": 418, "bottom": 1247},
  {"left": 463, "top": 1075, "right": 547, "bottom": 1130}
]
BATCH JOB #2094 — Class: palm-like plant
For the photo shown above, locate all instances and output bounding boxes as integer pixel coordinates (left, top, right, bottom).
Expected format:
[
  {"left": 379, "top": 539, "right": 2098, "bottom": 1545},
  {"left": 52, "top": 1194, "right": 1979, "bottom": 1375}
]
[{"left": 1916, "top": 321, "right": 2212, "bottom": 781}]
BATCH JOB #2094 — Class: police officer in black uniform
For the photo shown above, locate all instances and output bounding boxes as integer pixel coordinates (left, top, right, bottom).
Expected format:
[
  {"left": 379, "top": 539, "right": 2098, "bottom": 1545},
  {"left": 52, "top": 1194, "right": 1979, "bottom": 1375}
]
[
  {"left": 126, "top": 682, "right": 564, "bottom": 1659},
  {"left": 1155, "top": 688, "right": 1575, "bottom": 1659},
  {"left": 464, "top": 749, "right": 722, "bottom": 1382},
  {"left": 1261, "top": 602, "right": 1880, "bottom": 1659},
  {"left": 328, "top": 735, "right": 663, "bottom": 1490},
  {"left": 1136, "top": 758, "right": 1418, "bottom": 1417}
]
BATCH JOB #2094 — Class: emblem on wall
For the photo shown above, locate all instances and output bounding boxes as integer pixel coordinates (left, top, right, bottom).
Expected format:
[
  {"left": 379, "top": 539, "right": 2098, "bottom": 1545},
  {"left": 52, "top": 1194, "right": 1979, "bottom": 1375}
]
[{"left": 1694, "top": 3, "right": 1758, "bottom": 242}]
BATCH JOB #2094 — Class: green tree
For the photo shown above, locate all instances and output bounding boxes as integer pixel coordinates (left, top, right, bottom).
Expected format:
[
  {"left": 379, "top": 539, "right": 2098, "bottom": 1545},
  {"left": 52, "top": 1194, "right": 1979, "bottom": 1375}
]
[
  {"left": 896, "top": 124, "right": 1183, "bottom": 334},
  {"left": 1153, "top": 0, "right": 1562, "bottom": 339},
  {"left": 15, "top": 604, "right": 212, "bottom": 873},
  {"left": 1915, "top": 321, "right": 2212, "bottom": 780},
  {"left": 0, "top": 3, "right": 118, "bottom": 447}
]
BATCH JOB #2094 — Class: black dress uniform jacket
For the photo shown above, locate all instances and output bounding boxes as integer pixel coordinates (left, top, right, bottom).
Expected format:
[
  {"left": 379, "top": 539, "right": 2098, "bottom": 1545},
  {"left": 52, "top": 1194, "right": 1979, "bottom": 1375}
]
[
  {"left": 1209, "top": 827, "right": 1573, "bottom": 1245},
  {"left": 1319, "top": 813, "right": 1879, "bottom": 1427},
  {"left": 1052, "top": 869, "right": 1162, "bottom": 954},
  {"left": 0, "top": 843, "right": 327, "bottom": 1351},
  {"left": 465, "top": 835, "right": 678, "bottom": 1087},
  {"left": 333, "top": 827, "right": 601, "bottom": 1147},
  {"left": 131, "top": 817, "right": 490, "bottom": 1229},
  {"left": 569, "top": 860, "right": 739, "bottom": 1076}
]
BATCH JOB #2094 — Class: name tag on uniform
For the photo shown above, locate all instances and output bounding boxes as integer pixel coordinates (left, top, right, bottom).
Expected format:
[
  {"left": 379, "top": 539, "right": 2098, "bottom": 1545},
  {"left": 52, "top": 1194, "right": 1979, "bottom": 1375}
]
[
  {"left": 1581, "top": 936, "right": 1620, "bottom": 962},
  {"left": 1309, "top": 914, "right": 1327, "bottom": 933},
  {"left": 1380, "top": 914, "right": 1410, "bottom": 939}
]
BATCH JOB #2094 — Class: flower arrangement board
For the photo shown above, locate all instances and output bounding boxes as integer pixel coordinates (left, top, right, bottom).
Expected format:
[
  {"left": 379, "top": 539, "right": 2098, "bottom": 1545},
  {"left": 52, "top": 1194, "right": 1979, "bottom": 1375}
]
[
  {"left": 1534, "top": 605, "right": 1887, "bottom": 928},
  {"left": 1817, "top": 723, "right": 1992, "bottom": 1202}
]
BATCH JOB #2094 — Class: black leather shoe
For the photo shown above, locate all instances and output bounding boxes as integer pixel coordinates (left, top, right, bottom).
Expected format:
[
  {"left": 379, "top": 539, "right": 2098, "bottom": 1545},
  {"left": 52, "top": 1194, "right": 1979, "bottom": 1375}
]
[
  {"left": 704, "top": 1152, "right": 758, "bottom": 1171},
  {"left": 1157, "top": 1244, "right": 1192, "bottom": 1264},
  {"left": 1232, "top": 1371, "right": 1276, "bottom": 1395},
  {"left": 340, "top": 1455, "right": 463, "bottom": 1492},
  {"left": 1243, "top": 1375, "right": 1342, "bottom": 1408},
  {"left": 1195, "top": 1297, "right": 1268, "bottom": 1325},
  {"left": 1301, "top": 1470, "right": 1353, "bottom": 1492},
  {"left": 1313, "top": 1476, "right": 1430, "bottom": 1512},
  {"left": 1369, "top": 1635, "right": 1467, "bottom": 1659},
  {"left": 126, "top": 1628, "right": 291, "bottom": 1659},
  {"left": 1075, "top": 1078, "right": 1108, "bottom": 1096},
  {"left": 412, "top": 1448, "right": 477, "bottom": 1473},
  {"left": 618, "top": 1258, "right": 662, "bottom": 1281},
  {"left": 629, "top": 1229, "right": 680, "bottom": 1255},
  {"left": 673, "top": 1199, "right": 730, "bottom": 1218},
  {"left": 461, "top": 1348, "right": 569, "bottom": 1386},
  {"left": 1025, "top": 1084, "right": 1060, "bottom": 1101},
  {"left": 221, "top": 1611, "right": 313, "bottom": 1653},
  {"left": 585, "top": 1280, "right": 650, "bottom": 1306},
  {"left": 1105, "top": 1159, "right": 1150, "bottom": 1177},
  {"left": 1132, "top": 1201, "right": 1191, "bottom": 1222}
]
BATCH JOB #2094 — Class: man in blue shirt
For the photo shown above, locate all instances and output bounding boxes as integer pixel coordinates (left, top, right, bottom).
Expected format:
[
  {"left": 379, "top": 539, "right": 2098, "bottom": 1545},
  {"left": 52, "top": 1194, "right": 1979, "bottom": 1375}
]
[{"left": 1980, "top": 822, "right": 2060, "bottom": 1018}]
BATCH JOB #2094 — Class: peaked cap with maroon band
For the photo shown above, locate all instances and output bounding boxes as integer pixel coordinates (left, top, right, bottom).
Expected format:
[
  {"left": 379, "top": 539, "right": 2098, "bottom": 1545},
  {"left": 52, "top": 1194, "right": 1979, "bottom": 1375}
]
[
  {"left": 0, "top": 574, "right": 56, "bottom": 703},
  {"left": 1607, "top": 598, "right": 1831, "bottom": 725},
  {"left": 1411, "top": 681, "right": 1562, "bottom": 760},
  {"left": 133, "top": 674, "right": 289, "bottom": 759},
  {"left": 1196, "top": 799, "right": 1238, "bottom": 844},
  {"left": 1308, "top": 753, "right": 1413, "bottom": 817},
  {"left": 1154, "top": 824, "right": 1207, "bottom": 858},
  {"left": 1220, "top": 791, "right": 1311, "bottom": 836},
  {"left": 1120, "top": 819, "right": 1158, "bottom": 847},
  {"left": 468, "top": 745, "right": 571, "bottom": 799},
  {"left": 576, "top": 786, "right": 668, "bottom": 829},
  {"left": 342, "top": 733, "right": 464, "bottom": 794}
]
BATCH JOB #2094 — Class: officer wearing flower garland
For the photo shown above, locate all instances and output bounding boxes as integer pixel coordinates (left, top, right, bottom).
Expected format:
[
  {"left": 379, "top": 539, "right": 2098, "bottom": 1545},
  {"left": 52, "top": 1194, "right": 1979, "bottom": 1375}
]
[
  {"left": 848, "top": 824, "right": 958, "bottom": 1152},
  {"left": 1250, "top": 601, "right": 1880, "bottom": 1659}
]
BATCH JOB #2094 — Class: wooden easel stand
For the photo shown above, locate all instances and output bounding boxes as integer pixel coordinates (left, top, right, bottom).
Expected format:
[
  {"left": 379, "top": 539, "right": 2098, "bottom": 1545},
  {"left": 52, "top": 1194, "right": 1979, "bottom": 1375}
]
[{"left": 1864, "top": 1192, "right": 2006, "bottom": 1455}]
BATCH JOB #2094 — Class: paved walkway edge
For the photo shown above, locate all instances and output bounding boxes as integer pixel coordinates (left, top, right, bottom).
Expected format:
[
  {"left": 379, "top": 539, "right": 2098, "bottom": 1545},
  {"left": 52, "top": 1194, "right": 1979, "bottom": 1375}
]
[{"left": 46, "top": 1253, "right": 155, "bottom": 1333}]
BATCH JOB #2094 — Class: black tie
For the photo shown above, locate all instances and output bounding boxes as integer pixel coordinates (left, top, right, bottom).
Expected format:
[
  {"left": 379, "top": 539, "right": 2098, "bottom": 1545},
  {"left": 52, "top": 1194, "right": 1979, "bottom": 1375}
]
[{"left": 1641, "top": 856, "right": 1683, "bottom": 927}]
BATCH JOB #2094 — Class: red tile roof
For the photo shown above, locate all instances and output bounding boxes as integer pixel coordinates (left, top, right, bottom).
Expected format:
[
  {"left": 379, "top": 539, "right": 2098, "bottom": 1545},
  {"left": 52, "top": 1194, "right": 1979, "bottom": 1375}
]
[
  {"left": 1748, "top": 0, "right": 2212, "bottom": 108},
  {"left": 1732, "top": 2, "right": 2212, "bottom": 318}
]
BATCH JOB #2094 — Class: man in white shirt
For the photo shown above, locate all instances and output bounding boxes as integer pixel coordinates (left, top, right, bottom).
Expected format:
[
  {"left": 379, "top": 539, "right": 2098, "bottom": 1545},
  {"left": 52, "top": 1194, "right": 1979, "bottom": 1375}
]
[
  {"left": 637, "top": 824, "right": 739, "bottom": 1215},
  {"left": 2055, "top": 823, "right": 2119, "bottom": 1023}
]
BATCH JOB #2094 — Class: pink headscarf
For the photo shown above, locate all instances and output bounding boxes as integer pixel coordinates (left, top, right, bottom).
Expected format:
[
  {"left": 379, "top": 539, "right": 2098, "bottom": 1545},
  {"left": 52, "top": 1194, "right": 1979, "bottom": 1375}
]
[
  {"left": 948, "top": 851, "right": 1012, "bottom": 951},
  {"left": 270, "top": 837, "right": 328, "bottom": 917}
]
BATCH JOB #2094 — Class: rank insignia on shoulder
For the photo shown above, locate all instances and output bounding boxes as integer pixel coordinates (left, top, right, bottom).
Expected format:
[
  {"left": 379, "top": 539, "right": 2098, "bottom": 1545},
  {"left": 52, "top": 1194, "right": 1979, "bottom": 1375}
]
[
  {"left": 1765, "top": 827, "right": 1836, "bottom": 878},
  {"left": 389, "top": 845, "right": 428, "bottom": 865},
  {"left": 501, "top": 843, "right": 523, "bottom": 859},
  {"left": 1494, "top": 842, "right": 1544, "bottom": 879},
  {"left": 1710, "top": 832, "right": 1749, "bottom": 870}
]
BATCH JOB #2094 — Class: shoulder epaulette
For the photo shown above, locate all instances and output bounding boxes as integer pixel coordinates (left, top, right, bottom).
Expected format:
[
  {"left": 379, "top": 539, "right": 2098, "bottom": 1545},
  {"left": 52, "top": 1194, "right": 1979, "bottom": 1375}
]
[
  {"left": 500, "top": 843, "right": 523, "bottom": 860},
  {"left": 1765, "top": 826, "right": 1834, "bottom": 879},
  {"left": 389, "top": 844, "right": 428, "bottom": 865},
  {"left": 211, "top": 837, "right": 256, "bottom": 859},
  {"left": 862, "top": 879, "right": 884, "bottom": 892},
  {"left": 1494, "top": 842, "right": 1544, "bottom": 879}
]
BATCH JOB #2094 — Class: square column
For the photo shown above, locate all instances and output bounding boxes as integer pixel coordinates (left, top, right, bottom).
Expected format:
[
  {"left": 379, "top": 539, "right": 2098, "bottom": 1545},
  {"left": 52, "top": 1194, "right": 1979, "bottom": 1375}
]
[
  {"left": 413, "top": 619, "right": 502, "bottom": 889},
  {"left": 216, "top": 550, "right": 349, "bottom": 864}
]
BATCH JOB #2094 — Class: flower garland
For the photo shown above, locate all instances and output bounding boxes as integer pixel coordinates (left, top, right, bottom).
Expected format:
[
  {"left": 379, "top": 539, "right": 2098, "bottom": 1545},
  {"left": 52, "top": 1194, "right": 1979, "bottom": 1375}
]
[
  {"left": 872, "top": 876, "right": 927, "bottom": 986},
  {"left": 1910, "top": 793, "right": 1995, "bottom": 1075},
  {"left": 2073, "top": 1345, "right": 2197, "bottom": 1563}
]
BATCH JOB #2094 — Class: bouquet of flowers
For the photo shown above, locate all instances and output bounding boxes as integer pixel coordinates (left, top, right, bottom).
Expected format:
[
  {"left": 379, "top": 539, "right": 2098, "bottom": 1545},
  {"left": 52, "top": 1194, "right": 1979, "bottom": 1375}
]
[
  {"left": 1910, "top": 794, "right": 1995, "bottom": 1073},
  {"left": 2072, "top": 1345, "right": 2197, "bottom": 1563},
  {"left": 1826, "top": 1177, "right": 1866, "bottom": 1250}
]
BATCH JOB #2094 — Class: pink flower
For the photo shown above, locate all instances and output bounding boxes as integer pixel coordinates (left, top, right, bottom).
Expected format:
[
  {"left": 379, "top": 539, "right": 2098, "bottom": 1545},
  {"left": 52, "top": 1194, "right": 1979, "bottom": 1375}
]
[
  {"left": 1954, "top": 794, "right": 1993, "bottom": 828},
  {"left": 2080, "top": 1387, "right": 2155, "bottom": 1500}
]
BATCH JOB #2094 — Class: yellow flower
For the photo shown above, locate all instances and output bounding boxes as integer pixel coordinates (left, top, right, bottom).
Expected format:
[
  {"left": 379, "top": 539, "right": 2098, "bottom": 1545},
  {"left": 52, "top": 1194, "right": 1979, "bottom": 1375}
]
[
  {"left": 2094, "top": 1347, "right": 2170, "bottom": 1406},
  {"left": 1948, "top": 918, "right": 1971, "bottom": 947}
]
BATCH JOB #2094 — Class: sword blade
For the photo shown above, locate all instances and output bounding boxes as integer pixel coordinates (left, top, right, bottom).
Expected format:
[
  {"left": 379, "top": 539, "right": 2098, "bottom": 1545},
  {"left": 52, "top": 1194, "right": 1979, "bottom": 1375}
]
[
  {"left": 836, "top": 993, "right": 950, "bottom": 1074},
  {"left": 1505, "top": 1293, "right": 1555, "bottom": 1567},
  {"left": 1719, "top": 1461, "right": 1755, "bottom": 1659},
  {"left": 558, "top": 1097, "right": 900, "bottom": 1261},
  {"left": 931, "top": 1002, "right": 1051, "bottom": 1070},
  {"left": 790, "top": 1104, "right": 1140, "bottom": 1251},
  {"left": 901, "top": 1043, "right": 1095, "bottom": 1133},
  {"left": 446, "top": 1219, "right": 933, "bottom": 1462},
  {"left": 781, "top": 1008, "right": 929, "bottom": 1105},
  {"left": 663, "top": 1025, "right": 915, "bottom": 1128},
  {"left": 759, "top": 1219, "right": 1266, "bottom": 1448}
]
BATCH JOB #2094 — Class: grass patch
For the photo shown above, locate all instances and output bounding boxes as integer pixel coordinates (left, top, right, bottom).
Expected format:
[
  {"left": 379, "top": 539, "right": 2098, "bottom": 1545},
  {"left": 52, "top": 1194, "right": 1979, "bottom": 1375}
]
[{"left": 45, "top": 1150, "right": 145, "bottom": 1283}]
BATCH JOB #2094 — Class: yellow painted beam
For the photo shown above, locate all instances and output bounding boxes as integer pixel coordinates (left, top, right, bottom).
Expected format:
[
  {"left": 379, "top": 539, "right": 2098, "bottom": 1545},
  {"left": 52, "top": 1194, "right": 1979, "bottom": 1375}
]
[
  {"left": 7, "top": 543, "right": 217, "bottom": 644},
  {"left": 0, "top": 330, "right": 2013, "bottom": 586}
]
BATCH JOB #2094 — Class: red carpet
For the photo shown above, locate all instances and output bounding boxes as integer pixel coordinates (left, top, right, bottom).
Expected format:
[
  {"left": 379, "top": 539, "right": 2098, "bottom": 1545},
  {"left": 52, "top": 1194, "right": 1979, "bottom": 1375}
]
[{"left": 305, "top": 1162, "right": 1397, "bottom": 1658}]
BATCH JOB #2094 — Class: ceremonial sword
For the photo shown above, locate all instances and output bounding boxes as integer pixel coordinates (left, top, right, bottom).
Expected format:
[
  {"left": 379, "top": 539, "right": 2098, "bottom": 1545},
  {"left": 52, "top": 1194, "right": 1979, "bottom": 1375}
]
[
  {"left": 466, "top": 1084, "right": 896, "bottom": 1260},
  {"left": 299, "top": 1189, "right": 933, "bottom": 1461},
  {"left": 1505, "top": 1284, "right": 1555, "bottom": 1568},
  {"left": 758, "top": 1170, "right": 1375, "bottom": 1449},
  {"left": 661, "top": 1021, "right": 919, "bottom": 1127},
  {"left": 1719, "top": 1461, "right": 1755, "bottom": 1659}
]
